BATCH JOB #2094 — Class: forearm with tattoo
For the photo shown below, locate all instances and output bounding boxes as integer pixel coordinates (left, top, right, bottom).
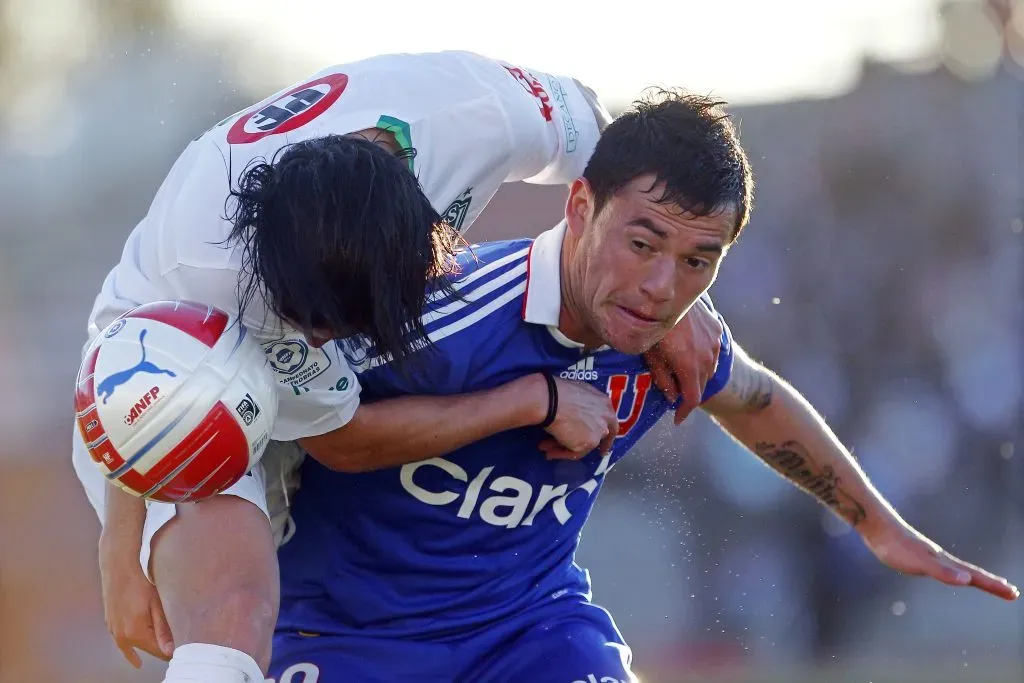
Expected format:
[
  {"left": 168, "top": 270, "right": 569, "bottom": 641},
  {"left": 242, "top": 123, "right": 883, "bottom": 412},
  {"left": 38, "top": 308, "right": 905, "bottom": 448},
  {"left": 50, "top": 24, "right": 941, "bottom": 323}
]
[
  {"left": 702, "top": 344, "right": 898, "bottom": 531},
  {"left": 754, "top": 440, "right": 867, "bottom": 527}
]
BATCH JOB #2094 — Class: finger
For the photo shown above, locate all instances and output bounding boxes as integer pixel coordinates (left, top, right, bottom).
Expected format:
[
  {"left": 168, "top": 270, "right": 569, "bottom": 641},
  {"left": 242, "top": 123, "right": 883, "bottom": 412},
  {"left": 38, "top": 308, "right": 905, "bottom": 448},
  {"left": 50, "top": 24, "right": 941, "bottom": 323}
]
[
  {"left": 673, "top": 378, "right": 702, "bottom": 426},
  {"left": 133, "top": 636, "right": 172, "bottom": 662},
  {"left": 673, "top": 392, "right": 697, "bottom": 425},
  {"left": 598, "top": 426, "right": 617, "bottom": 457},
  {"left": 544, "top": 445, "right": 590, "bottom": 461},
  {"left": 927, "top": 559, "right": 972, "bottom": 587},
  {"left": 970, "top": 572, "right": 1021, "bottom": 601},
  {"left": 539, "top": 439, "right": 578, "bottom": 459},
  {"left": 116, "top": 638, "right": 143, "bottom": 669},
  {"left": 924, "top": 555, "right": 1006, "bottom": 599},
  {"left": 944, "top": 556, "right": 1020, "bottom": 601},
  {"left": 538, "top": 438, "right": 560, "bottom": 453},
  {"left": 127, "top": 618, "right": 172, "bottom": 662},
  {"left": 644, "top": 350, "right": 677, "bottom": 403},
  {"left": 151, "top": 599, "right": 175, "bottom": 658},
  {"left": 705, "top": 352, "right": 721, "bottom": 381},
  {"left": 606, "top": 411, "right": 620, "bottom": 449}
]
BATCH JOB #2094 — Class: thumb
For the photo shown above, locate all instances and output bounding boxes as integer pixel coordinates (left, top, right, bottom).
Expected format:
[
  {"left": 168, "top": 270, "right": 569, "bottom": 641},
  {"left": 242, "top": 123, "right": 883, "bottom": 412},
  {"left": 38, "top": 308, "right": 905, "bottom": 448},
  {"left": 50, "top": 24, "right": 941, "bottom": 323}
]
[
  {"left": 118, "top": 640, "right": 143, "bottom": 669},
  {"left": 151, "top": 599, "right": 175, "bottom": 658}
]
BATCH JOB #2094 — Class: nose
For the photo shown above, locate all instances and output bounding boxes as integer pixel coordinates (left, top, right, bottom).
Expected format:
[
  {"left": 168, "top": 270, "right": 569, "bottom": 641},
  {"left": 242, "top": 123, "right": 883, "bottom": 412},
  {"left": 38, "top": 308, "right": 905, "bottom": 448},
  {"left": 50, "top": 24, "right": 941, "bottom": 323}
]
[{"left": 638, "top": 257, "right": 675, "bottom": 304}]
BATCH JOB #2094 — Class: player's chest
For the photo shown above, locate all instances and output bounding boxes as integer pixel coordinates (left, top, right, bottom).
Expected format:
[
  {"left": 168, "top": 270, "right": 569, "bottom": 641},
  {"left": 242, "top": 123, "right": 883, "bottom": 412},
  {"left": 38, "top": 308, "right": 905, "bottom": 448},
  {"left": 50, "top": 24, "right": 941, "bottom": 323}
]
[
  {"left": 345, "top": 350, "right": 668, "bottom": 532},
  {"left": 473, "top": 341, "right": 670, "bottom": 458}
]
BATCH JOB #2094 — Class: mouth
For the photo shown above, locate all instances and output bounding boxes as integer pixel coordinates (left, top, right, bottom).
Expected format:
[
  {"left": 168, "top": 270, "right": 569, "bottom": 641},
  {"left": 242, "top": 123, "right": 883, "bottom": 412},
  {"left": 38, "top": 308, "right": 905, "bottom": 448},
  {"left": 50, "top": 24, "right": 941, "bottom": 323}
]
[{"left": 614, "top": 305, "right": 662, "bottom": 329}]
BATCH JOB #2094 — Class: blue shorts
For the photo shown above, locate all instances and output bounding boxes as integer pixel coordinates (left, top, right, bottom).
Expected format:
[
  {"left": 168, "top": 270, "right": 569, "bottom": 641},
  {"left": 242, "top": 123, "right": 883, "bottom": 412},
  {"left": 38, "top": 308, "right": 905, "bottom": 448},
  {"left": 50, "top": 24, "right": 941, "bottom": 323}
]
[{"left": 268, "top": 599, "right": 637, "bottom": 683}]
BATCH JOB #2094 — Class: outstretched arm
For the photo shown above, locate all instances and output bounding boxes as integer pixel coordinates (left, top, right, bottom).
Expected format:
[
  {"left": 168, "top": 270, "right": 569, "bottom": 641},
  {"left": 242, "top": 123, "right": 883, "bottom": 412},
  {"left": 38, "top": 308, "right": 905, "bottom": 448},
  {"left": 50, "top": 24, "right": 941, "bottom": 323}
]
[
  {"left": 701, "top": 344, "right": 875, "bottom": 529},
  {"left": 701, "top": 344, "right": 1019, "bottom": 601}
]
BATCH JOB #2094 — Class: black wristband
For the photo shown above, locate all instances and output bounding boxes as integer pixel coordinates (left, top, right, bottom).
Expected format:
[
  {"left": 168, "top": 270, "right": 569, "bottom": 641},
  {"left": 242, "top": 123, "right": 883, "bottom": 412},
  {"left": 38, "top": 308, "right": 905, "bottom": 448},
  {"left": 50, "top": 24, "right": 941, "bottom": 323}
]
[{"left": 538, "top": 372, "right": 559, "bottom": 428}]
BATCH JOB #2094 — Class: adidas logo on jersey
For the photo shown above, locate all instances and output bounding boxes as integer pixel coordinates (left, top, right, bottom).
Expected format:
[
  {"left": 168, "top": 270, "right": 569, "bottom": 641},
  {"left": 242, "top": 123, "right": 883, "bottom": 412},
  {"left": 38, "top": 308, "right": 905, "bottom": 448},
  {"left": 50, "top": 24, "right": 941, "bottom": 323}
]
[{"left": 560, "top": 356, "right": 598, "bottom": 381}]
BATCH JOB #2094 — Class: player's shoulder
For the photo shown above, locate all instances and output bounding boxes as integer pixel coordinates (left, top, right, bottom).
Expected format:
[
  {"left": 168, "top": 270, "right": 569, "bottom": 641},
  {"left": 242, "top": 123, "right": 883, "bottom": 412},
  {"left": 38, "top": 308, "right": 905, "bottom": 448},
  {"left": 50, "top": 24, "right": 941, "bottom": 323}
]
[
  {"left": 452, "top": 238, "right": 533, "bottom": 277},
  {"left": 348, "top": 237, "right": 533, "bottom": 378},
  {"left": 419, "top": 238, "right": 533, "bottom": 344},
  {"left": 442, "top": 238, "right": 533, "bottom": 312}
]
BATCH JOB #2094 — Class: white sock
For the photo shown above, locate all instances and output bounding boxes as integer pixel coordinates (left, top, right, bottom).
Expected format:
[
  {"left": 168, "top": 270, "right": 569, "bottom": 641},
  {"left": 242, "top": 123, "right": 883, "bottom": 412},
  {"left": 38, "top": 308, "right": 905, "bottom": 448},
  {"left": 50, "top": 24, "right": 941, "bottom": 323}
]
[{"left": 162, "top": 643, "right": 265, "bottom": 683}]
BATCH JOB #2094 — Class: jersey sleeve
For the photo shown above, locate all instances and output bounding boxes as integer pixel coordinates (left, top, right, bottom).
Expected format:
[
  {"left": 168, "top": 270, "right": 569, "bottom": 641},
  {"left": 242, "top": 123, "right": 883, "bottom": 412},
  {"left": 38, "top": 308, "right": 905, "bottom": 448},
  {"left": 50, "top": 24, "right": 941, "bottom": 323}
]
[
  {"left": 205, "top": 52, "right": 607, "bottom": 237},
  {"left": 697, "top": 294, "right": 735, "bottom": 403},
  {"left": 486, "top": 59, "right": 608, "bottom": 186},
  {"left": 362, "top": 52, "right": 607, "bottom": 235},
  {"left": 165, "top": 264, "right": 362, "bottom": 441}
]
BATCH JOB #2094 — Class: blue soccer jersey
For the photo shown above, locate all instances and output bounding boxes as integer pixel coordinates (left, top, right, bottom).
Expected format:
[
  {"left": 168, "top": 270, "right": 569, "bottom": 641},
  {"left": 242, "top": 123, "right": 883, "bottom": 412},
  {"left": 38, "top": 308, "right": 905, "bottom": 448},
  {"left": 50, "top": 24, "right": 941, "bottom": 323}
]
[{"left": 275, "top": 221, "right": 734, "bottom": 640}]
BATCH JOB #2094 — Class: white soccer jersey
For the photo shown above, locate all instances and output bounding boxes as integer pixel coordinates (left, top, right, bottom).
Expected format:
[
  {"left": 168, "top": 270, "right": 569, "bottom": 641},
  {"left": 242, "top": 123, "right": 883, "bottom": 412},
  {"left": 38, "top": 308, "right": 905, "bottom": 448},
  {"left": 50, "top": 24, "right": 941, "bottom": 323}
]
[{"left": 84, "top": 50, "right": 606, "bottom": 441}]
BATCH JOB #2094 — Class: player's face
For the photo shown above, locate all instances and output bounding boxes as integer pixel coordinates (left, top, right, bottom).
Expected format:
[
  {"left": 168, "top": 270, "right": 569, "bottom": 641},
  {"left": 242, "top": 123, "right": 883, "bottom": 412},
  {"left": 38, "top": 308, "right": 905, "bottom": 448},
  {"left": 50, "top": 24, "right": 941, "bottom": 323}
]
[{"left": 566, "top": 175, "right": 734, "bottom": 355}]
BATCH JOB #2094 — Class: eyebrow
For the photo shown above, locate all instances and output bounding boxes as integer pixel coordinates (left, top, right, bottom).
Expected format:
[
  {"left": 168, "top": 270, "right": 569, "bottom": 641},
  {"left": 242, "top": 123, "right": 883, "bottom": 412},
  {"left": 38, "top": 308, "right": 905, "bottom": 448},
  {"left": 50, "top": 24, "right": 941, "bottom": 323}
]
[
  {"left": 630, "top": 217, "right": 667, "bottom": 238},
  {"left": 696, "top": 242, "right": 724, "bottom": 255},
  {"left": 630, "top": 218, "right": 724, "bottom": 255}
]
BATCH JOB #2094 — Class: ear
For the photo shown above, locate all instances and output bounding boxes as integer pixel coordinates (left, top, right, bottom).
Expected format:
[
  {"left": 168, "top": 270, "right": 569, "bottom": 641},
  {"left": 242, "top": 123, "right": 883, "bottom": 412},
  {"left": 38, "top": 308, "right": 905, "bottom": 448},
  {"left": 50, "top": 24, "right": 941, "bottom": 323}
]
[{"left": 564, "top": 178, "right": 595, "bottom": 236}]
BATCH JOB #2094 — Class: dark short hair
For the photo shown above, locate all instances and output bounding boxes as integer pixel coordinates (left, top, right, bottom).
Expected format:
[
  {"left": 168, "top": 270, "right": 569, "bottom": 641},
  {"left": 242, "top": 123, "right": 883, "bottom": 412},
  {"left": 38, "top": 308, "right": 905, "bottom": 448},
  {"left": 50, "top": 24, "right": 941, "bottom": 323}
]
[
  {"left": 582, "top": 88, "right": 754, "bottom": 240},
  {"left": 226, "top": 135, "right": 461, "bottom": 362}
]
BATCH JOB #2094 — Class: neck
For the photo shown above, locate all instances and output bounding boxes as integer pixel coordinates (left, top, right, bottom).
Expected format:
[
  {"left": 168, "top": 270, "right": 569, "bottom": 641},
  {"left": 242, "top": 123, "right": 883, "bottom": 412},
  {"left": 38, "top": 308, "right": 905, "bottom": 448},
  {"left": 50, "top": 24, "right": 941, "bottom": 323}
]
[{"left": 557, "top": 232, "right": 603, "bottom": 349}]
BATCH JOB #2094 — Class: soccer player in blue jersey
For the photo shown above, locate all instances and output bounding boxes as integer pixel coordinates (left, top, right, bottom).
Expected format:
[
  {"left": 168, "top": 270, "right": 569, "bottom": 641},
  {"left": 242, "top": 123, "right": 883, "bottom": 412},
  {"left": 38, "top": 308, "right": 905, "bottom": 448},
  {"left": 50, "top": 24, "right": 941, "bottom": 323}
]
[{"left": 268, "top": 90, "right": 1019, "bottom": 683}]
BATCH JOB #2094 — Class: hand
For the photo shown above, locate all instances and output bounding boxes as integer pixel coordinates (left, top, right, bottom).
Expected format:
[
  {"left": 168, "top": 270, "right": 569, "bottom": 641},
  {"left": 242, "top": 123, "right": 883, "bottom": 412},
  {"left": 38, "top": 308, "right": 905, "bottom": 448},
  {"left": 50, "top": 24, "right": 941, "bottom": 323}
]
[
  {"left": 99, "top": 530, "right": 175, "bottom": 667},
  {"left": 571, "top": 78, "right": 613, "bottom": 131},
  {"left": 644, "top": 302, "right": 724, "bottom": 425},
  {"left": 537, "top": 375, "right": 619, "bottom": 461},
  {"left": 862, "top": 521, "right": 1019, "bottom": 601}
]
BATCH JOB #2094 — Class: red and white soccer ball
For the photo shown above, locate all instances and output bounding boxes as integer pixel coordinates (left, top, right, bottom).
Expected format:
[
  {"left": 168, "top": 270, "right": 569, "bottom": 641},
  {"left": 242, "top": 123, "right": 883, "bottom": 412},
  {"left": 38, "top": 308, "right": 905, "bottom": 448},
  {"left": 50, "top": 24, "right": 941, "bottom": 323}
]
[{"left": 74, "top": 300, "right": 277, "bottom": 503}]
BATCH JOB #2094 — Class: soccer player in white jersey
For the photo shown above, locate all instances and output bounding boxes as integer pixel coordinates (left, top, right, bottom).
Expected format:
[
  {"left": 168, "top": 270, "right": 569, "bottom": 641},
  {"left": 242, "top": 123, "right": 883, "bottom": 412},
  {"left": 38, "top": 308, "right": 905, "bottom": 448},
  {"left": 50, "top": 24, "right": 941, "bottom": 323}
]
[{"left": 74, "top": 51, "right": 727, "bottom": 683}]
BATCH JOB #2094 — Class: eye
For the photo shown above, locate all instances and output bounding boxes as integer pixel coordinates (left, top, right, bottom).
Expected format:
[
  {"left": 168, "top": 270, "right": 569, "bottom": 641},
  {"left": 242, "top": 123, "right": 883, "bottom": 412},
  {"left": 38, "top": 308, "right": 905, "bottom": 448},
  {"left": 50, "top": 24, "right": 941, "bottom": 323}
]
[
  {"left": 631, "top": 239, "right": 652, "bottom": 253},
  {"left": 685, "top": 257, "right": 710, "bottom": 270}
]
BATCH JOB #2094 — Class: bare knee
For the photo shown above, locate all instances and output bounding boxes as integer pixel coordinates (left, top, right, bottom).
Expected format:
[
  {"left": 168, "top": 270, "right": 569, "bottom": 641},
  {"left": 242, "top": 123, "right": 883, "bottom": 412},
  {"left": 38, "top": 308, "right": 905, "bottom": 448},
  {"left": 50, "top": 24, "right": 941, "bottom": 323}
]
[{"left": 151, "top": 495, "right": 279, "bottom": 671}]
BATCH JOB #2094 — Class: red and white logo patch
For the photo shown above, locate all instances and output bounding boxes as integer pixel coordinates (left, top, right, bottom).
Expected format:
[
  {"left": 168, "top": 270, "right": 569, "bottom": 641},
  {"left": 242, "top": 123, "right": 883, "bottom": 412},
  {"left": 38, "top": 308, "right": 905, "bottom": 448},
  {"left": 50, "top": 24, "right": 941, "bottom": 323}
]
[{"left": 227, "top": 73, "right": 349, "bottom": 144}]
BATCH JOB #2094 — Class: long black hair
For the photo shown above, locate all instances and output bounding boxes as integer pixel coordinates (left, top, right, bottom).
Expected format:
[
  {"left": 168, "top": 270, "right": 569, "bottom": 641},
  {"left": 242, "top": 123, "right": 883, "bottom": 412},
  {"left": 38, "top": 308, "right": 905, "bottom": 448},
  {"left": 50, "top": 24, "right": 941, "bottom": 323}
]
[{"left": 226, "top": 135, "right": 462, "bottom": 362}]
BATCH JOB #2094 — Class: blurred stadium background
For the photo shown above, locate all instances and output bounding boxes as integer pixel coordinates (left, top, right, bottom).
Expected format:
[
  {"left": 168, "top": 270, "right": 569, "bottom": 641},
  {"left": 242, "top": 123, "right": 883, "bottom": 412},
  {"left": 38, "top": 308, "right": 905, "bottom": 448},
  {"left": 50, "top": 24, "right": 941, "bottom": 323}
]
[{"left": 0, "top": 1, "right": 1021, "bottom": 681}]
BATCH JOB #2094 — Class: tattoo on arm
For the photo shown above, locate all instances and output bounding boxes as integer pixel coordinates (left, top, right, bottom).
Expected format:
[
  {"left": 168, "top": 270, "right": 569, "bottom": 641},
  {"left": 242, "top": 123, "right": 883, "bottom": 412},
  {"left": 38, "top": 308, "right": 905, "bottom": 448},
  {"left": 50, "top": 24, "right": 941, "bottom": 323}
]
[
  {"left": 730, "top": 364, "right": 774, "bottom": 411},
  {"left": 755, "top": 440, "right": 867, "bottom": 527}
]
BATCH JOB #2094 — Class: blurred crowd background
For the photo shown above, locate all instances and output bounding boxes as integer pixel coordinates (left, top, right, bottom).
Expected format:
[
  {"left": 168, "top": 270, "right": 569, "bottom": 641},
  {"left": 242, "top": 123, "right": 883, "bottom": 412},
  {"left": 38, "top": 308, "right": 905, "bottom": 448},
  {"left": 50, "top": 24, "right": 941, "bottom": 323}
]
[{"left": 0, "top": 1, "right": 1021, "bottom": 682}]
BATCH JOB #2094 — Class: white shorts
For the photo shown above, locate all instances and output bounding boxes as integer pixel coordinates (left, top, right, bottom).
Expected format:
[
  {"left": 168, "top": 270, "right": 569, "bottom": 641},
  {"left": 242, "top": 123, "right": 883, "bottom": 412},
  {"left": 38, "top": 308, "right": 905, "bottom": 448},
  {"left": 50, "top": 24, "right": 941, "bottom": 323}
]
[{"left": 71, "top": 426, "right": 304, "bottom": 581}]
